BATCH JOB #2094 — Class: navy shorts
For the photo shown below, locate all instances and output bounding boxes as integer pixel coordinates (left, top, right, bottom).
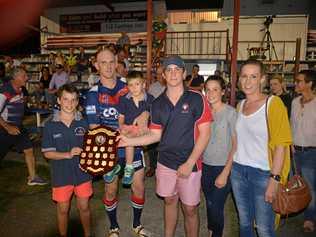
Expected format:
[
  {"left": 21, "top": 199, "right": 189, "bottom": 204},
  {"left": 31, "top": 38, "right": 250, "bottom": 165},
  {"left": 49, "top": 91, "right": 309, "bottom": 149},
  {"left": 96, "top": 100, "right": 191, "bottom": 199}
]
[
  {"left": 117, "top": 147, "right": 145, "bottom": 172},
  {"left": 0, "top": 127, "right": 33, "bottom": 160}
]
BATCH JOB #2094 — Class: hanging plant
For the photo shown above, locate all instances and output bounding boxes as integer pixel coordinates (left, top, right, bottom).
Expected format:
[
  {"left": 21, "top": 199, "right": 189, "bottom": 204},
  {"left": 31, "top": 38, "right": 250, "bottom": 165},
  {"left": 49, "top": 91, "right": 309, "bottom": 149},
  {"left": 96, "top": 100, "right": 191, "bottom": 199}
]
[{"left": 153, "top": 18, "right": 167, "bottom": 41}]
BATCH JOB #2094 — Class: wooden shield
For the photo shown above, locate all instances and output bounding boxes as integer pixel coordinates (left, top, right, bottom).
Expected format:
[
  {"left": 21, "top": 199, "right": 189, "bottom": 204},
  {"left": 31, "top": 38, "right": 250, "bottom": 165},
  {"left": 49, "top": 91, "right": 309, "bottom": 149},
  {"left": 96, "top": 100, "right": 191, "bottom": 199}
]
[{"left": 79, "top": 126, "right": 119, "bottom": 176}]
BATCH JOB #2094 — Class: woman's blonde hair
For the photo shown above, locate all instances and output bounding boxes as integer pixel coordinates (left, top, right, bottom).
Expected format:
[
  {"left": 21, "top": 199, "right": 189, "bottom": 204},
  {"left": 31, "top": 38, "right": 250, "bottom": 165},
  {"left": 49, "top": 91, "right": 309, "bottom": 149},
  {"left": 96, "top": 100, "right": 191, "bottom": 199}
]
[
  {"left": 270, "top": 74, "right": 287, "bottom": 93},
  {"left": 271, "top": 74, "right": 284, "bottom": 83}
]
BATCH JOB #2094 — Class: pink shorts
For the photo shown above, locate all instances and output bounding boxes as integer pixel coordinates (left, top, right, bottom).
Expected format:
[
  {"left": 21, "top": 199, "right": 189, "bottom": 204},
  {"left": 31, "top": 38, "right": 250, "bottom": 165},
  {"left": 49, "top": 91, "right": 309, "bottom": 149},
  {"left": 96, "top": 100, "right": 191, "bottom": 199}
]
[
  {"left": 156, "top": 162, "right": 202, "bottom": 206},
  {"left": 52, "top": 181, "right": 93, "bottom": 203}
]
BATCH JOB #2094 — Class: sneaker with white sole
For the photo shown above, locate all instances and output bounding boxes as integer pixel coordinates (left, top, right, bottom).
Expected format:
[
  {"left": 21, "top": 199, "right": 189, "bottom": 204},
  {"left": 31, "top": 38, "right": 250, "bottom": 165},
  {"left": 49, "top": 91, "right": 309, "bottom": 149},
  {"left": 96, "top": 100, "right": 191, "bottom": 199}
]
[
  {"left": 132, "top": 225, "right": 153, "bottom": 237},
  {"left": 27, "top": 176, "right": 47, "bottom": 186},
  {"left": 108, "top": 227, "right": 120, "bottom": 237}
]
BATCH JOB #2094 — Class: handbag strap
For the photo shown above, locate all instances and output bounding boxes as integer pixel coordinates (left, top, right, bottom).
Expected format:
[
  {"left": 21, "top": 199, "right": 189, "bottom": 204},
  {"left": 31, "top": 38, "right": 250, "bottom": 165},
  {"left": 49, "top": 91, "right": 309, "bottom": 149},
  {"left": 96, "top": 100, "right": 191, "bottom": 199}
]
[
  {"left": 265, "top": 96, "right": 271, "bottom": 143},
  {"left": 265, "top": 96, "right": 298, "bottom": 176},
  {"left": 290, "top": 149, "right": 298, "bottom": 175}
]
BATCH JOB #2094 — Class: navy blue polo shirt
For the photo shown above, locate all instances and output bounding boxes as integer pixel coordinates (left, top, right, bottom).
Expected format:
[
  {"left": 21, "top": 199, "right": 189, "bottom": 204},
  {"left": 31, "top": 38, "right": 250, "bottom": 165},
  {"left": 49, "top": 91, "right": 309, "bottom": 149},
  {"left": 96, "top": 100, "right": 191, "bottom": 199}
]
[
  {"left": 150, "top": 89, "right": 212, "bottom": 171},
  {"left": 117, "top": 92, "right": 155, "bottom": 125},
  {"left": 42, "top": 114, "right": 92, "bottom": 187}
]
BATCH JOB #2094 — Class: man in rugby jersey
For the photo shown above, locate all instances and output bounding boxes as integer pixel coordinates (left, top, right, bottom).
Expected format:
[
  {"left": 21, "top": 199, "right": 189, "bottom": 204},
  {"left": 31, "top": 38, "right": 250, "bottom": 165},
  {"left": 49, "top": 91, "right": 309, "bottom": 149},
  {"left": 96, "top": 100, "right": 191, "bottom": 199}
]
[{"left": 85, "top": 49, "right": 152, "bottom": 237}]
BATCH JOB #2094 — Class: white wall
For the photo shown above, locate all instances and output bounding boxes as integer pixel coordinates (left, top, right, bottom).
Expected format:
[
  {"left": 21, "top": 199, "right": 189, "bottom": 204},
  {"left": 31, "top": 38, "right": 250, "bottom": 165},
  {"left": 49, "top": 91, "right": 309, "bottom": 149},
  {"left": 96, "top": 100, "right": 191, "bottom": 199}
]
[
  {"left": 222, "top": 0, "right": 316, "bottom": 28},
  {"left": 41, "top": 2, "right": 308, "bottom": 60},
  {"left": 168, "top": 15, "right": 308, "bottom": 60}
]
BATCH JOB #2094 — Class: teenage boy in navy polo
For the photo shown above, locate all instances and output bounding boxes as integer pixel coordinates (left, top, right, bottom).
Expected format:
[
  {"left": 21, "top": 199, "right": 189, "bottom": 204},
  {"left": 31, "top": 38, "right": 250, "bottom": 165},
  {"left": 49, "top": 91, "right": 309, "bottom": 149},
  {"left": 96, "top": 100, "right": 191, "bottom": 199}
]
[
  {"left": 42, "top": 84, "right": 92, "bottom": 237},
  {"left": 119, "top": 55, "right": 212, "bottom": 237},
  {"left": 117, "top": 70, "right": 154, "bottom": 185},
  {"left": 85, "top": 49, "right": 152, "bottom": 237}
]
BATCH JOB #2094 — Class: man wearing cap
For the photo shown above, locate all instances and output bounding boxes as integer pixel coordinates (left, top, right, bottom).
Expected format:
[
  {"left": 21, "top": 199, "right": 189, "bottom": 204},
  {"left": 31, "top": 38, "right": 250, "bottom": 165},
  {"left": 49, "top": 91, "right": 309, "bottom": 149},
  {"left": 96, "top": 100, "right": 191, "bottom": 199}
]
[{"left": 119, "top": 55, "right": 212, "bottom": 237}]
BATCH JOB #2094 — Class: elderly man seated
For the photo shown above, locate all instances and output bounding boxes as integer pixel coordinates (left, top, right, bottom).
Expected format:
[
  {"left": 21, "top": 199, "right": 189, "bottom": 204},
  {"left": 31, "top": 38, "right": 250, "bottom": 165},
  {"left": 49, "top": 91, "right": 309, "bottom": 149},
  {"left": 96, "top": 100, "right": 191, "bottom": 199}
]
[{"left": 0, "top": 67, "right": 47, "bottom": 186}]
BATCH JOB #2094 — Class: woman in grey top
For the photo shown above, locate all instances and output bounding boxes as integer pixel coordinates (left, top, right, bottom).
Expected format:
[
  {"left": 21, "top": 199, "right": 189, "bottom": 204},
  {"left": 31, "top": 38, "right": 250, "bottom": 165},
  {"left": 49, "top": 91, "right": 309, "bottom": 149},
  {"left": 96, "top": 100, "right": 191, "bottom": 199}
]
[{"left": 202, "top": 75, "right": 237, "bottom": 237}]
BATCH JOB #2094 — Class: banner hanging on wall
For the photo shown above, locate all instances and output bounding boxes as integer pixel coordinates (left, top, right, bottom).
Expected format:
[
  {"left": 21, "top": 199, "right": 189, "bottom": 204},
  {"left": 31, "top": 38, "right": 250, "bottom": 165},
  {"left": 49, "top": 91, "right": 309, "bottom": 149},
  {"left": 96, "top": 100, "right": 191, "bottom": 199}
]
[{"left": 60, "top": 11, "right": 147, "bottom": 33}]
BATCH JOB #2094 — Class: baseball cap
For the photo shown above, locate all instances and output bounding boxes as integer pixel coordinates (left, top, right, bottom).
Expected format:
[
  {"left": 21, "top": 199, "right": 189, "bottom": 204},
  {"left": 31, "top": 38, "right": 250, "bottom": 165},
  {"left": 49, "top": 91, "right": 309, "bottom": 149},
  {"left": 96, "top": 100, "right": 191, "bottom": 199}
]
[{"left": 162, "top": 55, "right": 185, "bottom": 69}]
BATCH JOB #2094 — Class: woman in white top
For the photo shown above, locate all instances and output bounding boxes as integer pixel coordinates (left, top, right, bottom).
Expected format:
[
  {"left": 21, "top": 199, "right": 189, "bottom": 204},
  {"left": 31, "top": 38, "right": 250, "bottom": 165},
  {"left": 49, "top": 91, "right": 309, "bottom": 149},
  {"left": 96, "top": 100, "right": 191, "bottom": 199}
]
[
  {"left": 291, "top": 70, "right": 316, "bottom": 232},
  {"left": 231, "top": 59, "right": 292, "bottom": 237}
]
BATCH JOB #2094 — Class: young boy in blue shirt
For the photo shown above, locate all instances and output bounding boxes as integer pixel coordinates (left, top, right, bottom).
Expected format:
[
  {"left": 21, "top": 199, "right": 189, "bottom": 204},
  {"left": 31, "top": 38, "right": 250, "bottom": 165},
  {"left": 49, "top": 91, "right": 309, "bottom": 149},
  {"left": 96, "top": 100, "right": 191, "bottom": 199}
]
[
  {"left": 117, "top": 71, "right": 154, "bottom": 185},
  {"left": 42, "top": 84, "right": 93, "bottom": 237}
]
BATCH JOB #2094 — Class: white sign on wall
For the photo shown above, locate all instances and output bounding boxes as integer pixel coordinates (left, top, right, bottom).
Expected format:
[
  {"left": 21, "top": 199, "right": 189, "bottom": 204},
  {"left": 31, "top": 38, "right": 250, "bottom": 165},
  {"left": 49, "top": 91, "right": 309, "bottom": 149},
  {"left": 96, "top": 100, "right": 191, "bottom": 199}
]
[
  {"left": 59, "top": 11, "right": 147, "bottom": 33},
  {"left": 102, "top": 21, "right": 146, "bottom": 33}
]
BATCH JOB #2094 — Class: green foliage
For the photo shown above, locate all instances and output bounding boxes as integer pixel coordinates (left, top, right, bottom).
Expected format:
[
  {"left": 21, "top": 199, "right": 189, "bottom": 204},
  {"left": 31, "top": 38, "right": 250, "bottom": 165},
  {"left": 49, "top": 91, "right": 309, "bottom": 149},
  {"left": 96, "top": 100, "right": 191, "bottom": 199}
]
[{"left": 152, "top": 20, "right": 167, "bottom": 33}]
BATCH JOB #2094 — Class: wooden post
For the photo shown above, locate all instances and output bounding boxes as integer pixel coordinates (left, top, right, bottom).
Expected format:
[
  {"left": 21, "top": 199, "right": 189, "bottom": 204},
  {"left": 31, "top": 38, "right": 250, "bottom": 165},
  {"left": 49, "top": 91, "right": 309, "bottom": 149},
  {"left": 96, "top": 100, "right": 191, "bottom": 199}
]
[
  {"left": 146, "top": 0, "right": 153, "bottom": 85},
  {"left": 294, "top": 38, "right": 301, "bottom": 81},
  {"left": 229, "top": 0, "right": 240, "bottom": 107},
  {"left": 226, "top": 29, "right": 230, "bottom": 62}
]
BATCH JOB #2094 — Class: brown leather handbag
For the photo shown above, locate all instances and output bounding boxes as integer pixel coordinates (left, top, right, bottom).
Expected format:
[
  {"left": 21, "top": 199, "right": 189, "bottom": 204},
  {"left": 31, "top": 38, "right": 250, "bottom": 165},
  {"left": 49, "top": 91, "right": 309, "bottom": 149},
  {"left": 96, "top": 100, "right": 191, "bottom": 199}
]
[
  {"left": 272, "top": 172, "right": 312, "bottom": 215},
  {"left": 265, "top": 97, "right": 312, "bottom": 215}
]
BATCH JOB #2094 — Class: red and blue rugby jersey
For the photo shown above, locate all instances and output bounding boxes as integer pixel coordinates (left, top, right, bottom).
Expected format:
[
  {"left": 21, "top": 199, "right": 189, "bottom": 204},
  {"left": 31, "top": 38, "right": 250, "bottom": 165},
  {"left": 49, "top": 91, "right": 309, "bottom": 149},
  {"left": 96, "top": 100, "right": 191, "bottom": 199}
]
[
  {"left": 85, "top": 80, "right": 128, "bottom": 129},
  {"left": 0, "top": 83, "right": 25, "bottom": 127}
]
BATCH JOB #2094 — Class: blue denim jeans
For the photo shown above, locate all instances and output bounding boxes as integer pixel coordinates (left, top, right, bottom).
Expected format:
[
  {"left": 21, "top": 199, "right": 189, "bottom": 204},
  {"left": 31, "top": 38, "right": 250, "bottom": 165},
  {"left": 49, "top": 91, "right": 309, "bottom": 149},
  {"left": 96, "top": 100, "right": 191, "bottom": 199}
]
[
  {"left": 201, "top": 164, "right": 231, "bottom": 237},
  {"left": 294, "top": 149, "right": 316, "bottom": 221},
  {"left": 231, "top": 162, "right": 276, "bottom": 237}
]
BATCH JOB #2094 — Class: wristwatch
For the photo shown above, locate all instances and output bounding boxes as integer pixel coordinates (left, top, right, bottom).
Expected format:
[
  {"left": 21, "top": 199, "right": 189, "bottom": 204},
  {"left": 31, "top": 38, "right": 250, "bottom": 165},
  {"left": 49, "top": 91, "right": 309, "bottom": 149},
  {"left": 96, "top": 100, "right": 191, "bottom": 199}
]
[{"left": 270, "top": 173, "right": 281, "bottom": 182}]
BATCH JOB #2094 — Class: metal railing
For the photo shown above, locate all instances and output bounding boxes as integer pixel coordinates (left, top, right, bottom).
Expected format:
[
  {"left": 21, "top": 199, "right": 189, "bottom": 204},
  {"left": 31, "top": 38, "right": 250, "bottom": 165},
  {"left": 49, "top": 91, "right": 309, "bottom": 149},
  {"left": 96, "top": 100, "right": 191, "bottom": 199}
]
[
  {"left": 238, "top": 40, "right": 297, "bottom": 61},
  {"left": 165, "top": 30, "right": 230, "bottom": 60}
]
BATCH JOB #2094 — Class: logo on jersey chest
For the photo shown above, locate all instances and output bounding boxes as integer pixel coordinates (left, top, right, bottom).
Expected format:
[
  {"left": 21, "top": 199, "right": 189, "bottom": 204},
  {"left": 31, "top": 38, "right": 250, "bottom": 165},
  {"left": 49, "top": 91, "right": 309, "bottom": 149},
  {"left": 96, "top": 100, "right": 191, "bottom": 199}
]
[
  {"left": 53, "top": 133, "right": 62, "bottom": 139},
  {"left": 181, "top": 103, "right": 190, "bottom": 113},
  {"left": 74, "top": 127, "right": 86, "bottom": 136},
  {"left": 98, "top": 94, "right": 119, "bottom": 105},
  {"left": 102, "top": 107, "right": 118, "bottom": 119}
]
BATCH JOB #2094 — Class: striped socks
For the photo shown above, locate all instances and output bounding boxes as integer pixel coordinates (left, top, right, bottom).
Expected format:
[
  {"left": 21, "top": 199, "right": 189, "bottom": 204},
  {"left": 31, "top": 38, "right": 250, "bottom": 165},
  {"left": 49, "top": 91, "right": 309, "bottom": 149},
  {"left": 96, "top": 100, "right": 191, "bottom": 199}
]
[
  {"left": 103, "top": 197, "right": 119, "bottom": 229},
  {"left": 131, "top": 195, "right": 145, "bottom": 228}
]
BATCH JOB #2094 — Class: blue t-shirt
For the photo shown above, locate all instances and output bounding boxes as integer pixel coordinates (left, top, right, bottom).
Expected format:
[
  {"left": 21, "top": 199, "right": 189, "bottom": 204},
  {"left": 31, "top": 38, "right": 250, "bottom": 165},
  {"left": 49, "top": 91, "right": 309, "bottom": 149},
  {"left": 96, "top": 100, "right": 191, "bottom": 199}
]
[
  {"left": 117, "top": 92, "right": 155, "bottom": 125},
  {"left": 0, "top": 82, "right": 25, "bottom": 126},
  {"left": 42, "top": 116, "right": 91, "bottom": 187},
  {"left": 150, "top": 89, "right": 212, "bottom": 171},
  {"left": 85, "top": 80, "right": 128, "bottom": 129}
]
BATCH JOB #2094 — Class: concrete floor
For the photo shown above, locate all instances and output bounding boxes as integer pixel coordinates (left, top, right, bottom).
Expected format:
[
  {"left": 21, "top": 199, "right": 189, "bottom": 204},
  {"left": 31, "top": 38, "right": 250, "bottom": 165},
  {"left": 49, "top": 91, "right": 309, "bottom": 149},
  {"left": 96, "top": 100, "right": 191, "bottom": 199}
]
[{"left": 0, "top": 148, "right": 314, "bottom": 237}]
